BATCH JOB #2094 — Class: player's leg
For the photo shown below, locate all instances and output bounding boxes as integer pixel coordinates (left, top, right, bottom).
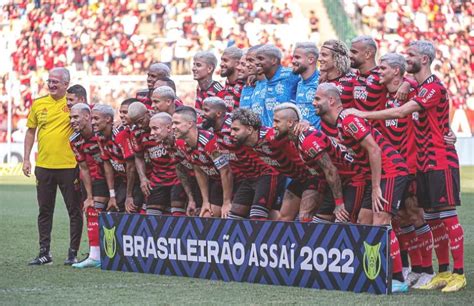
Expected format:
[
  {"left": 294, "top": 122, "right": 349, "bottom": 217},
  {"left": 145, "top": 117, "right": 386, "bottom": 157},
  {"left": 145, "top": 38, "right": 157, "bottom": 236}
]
[
  {"left": 229, "top": 179, "right": 253, "bottom": 220},
  {"left": 146, "top": 184, "right": 172, "bottom": 215},
  {"left": 208, "top": 179, "right": 223, "bottom": 218},
  {"left": 313, "top": 185, "right": 334, "bottom": 223},
  {"left": 250, "top": 175, "right": 282, "bottom": 220},
  {"left": 171, "top": 183, "right": 187, "bottom": 216},
  {"left": 278, "top": 180, "right": 302, "bottom": 222},
  {"left": 343, "top": 181, "right": 367, "bottom": 224},
  {"left": 299, "top": 180, "right": 323, "bottom": 222}
]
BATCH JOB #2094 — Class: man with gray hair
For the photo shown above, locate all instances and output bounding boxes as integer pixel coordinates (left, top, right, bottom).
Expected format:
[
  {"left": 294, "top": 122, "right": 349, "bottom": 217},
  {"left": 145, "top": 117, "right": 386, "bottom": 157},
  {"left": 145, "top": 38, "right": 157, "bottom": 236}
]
[
  {"left": 347, "top": 41, "right": 466, "bottom": 292},
  {"left": 255, "top": 44, "right": 300, "bottom": 127},
  {"left": 136, "top": 62, "right": 171, "bottom": 107},
  {"left": 25, "top": 67, "right": 83, "bottom": 266},
  {"left": 292, "top": 42, "right": 321, "bottom": 129},
  {"left": 218, "top": 46, "right": 244, "bottom": 111},
  {"left": 192, "top": 51, "right": 223, "bottom": 111},
  {"left": 150, "top": 85, "right": 178, "bottom": 114}
]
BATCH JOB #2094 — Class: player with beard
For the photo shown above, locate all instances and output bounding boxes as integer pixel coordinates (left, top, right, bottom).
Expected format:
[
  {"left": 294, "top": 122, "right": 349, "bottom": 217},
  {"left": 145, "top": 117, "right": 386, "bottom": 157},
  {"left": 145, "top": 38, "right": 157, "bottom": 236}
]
[
  {"left": 150, "top": 86, "right": 181, "bottom": 115},
  {"left": 172, "top": 106, "right": 233, "bottom": 218},
  {"left": 69, "top": 103, "right": 107, "bottom": 268},
  {"left": 292, "top": 42, "right": 321, "bottom": 129},
  {"left": 236, "top": 51, "right": 252, "bottom": 109},
  {"left": 315, "top": 83, "right": 409, "bottom": 293},
  {"left": 217, "top": 46, "right": 244, "bottom": 111},
  {"left": 136, "top": 63, "right": 171, "bottom": 108},
  {"left": 255, "top": 44, "right": 300, "bottom": 127},
  {"left": 192, "top": 51, "right": 223, "bottom": 112},
  {"left": 201, "top": 97, "right": 282, "bottom": 219},
  {"left": 66, "top": 84, "right": 88, "bottom": 110},
  {"left": 92, "top": 104, "right": 142, "bottom": 213},
  {"left": 318, "top": 39, "right": 358, "bottom": 137},
  {"left": 346, "top": 41, "right": 465, "bottom": 292},
  {"left": 128, "top": 103, "right": 187, "bottom": 216},
  {"left": 230, "top": 108, "right": 320, "bottom": 222}
]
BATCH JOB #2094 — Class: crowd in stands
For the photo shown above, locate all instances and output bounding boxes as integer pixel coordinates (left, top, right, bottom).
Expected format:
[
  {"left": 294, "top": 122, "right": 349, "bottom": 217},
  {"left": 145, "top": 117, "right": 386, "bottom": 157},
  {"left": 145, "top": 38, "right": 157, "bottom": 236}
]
[{"left": 343, "top": 0, "right": 474, "bottom": 135}]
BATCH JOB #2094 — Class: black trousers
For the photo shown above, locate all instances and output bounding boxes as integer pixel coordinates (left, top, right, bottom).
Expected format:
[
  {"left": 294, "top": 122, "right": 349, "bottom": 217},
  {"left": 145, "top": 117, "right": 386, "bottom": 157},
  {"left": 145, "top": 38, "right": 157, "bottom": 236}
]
[{"left": 34, "top": 166, "right": 83, "bottom": 252}]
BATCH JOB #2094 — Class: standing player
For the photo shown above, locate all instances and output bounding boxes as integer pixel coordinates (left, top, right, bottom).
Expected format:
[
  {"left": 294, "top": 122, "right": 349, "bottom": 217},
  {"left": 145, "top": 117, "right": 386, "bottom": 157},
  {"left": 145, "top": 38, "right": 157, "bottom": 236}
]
[
  {"left": 218, "top": 46, "right": 244, "bottom": 111},
  {"left": 172, "top": 106, "right": 233, "bottom": 218},
  {"left": 69, "top": 103, "right": 107, "bottom": 268},
  {"left": 66, "top": 84, "right": 88, "bottom": 110},
  {"left": 241, "top": 45, "right": 266, "bottom": 116},
  {"left": 236, "top": 51, "right": 252, "bottom": 109},
  {"left": 153, "top": 77, "right": 184, "bottom": 107},
  {"left": 136, "top": 63, "right": 171, "bottom": 108},
  {"left": 347, "top": 41, "right": 465, "bottom": 292},
  {"left": 314, "top": 83, "right": 409, "bottom": 293},
  {"left": 292, "top": 42, "right": 320, "bottom": 129},
  {"left": 150, "top": 86, "right": 180, "bottom": 115},
  {"left": 192, "top": 51, "right": 223, "bottom": 111},
  {"left": 255, "top": 44, "right": 300, "bottom": 126}
]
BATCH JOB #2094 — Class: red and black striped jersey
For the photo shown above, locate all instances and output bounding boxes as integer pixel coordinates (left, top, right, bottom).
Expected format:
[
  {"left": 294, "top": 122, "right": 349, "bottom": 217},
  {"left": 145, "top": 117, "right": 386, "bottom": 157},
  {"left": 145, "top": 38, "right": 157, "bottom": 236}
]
[
  {"left": 130, "top": 126, "right": 153, "bottom": 175},
  {"left": 195, "top": 80, "right": 224, "bottom": 110},
  {"left": 69, "top": 132, "right": 104, "bottom": 181},
  {"left": 141, "top": 138, "right": 179, "bottom": 187},
  {"left": 181, "top": 129, "right": 228, "bottom": 180},
  {"left": 296, "top": 128, "right": 367, "bottom": 182},
  {"left": 336, "top": 110, "right": 408, "bottom": 178},
  {"left": 322, "top": 72, "right": 358, "bottom": 137},
  {"left": 412, "top": 74, "right": 459, "bottom": 171},
  {"left": 251, "top": 127, "right": 314, "bottom": 181},
  {"left": 98, "top": 125, "right": 134, "bottom": 179},
  {"left": 217, "top": 79, "right": 244, "bottom": 111},
  {"left": 172, "top": 139, "right": 195, "bottom": 176},
  {"left": 215, "top": 113, "right": 277, "bottom": 179}
]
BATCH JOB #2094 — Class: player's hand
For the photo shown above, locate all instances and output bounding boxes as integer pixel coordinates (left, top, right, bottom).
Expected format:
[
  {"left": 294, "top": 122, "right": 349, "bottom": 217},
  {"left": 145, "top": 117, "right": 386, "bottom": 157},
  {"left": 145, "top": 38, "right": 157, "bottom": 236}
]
[
  {"left": 140, "top": 178, "right": 152, "bottom": 197},
  {"left": 344, "top": 108, "right": 365, "bottom": 118},
  {"left": 186, "top": 200, "right": 197, "bottom": 216},
  {"left": 334, "top": 205, "right": 350, "bottom": 222},
  {"left": 293, "top": 120, "right": 311, "bottom": 136},
  {"left": 125, "top": 196, "right": 137, "bottom": 213},
  {"left": 83, "top": 197, "right": 94, "bottom": 211},
  {"left": 372, "top": 186, "right": 388, "bottom": 213},
  {"left": 395, "top": 81, "right": 410, "bottom": 101},
  {"left": 444, "top": 129, "right": 457, "bottom": 145},
  {"left": 221, "top": 201, "right": 232, "bottom": 218},
  {"left": 199, "top": 202, "right": 213, "bottom": 217},
  {"left": 107, "top": 197, "right": 119, "bottom": 212},
  {"left": 22, "top": 160, "right": 31, "bottom": 177}
]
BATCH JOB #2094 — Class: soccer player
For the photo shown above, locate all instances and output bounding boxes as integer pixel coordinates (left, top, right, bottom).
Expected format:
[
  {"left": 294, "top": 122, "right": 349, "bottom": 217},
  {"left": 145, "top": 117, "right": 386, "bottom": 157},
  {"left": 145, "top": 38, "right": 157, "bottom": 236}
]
[
  {"left": 318, "top": 39, "right": 357, "bottom": 137},
  {"left": 136, "top": 63, "right": 171, "bottom": 107},
  {"left": 192, "top": 51, "right": 223, "bottom": 111},
  {"left": 66, "top": 84, "right": 88, "bottom": 110},
  {"left": 314, "top": 83, "right": 409, "bottom": 293},
  {"left": 69, "top": 103, "right": 107, "bottom": 268},
  {"left": 255, "top": 44, "right": 300, "bottom": 126},
  {"left": 347, "top": 40, "right": 466, "bottom": 292},
  {"left": 150, "top": 86, "right": 180, "bottom": 115},
  {"left": 92, "top": 104, "right": 141, "bottom": 213},
  {"left": 241, "top": 45, "right": 266, "bottom": 116},
  {"left": 172, "top": 106, "right": 233, "bottom": 218},
  {"left": 153, "top": 77, "right": 184, "bottom": 107},
  {"left": 201, "top": 97, "right": 282, "bottom": 219},
  {"left": 24, "top": 67, "right": 83, "bottom": 266},
  {"left": 230, "top": 108, "right": 319, "bottom": 222},
  {"left": 292, "top": 42, "right": 321, "bottom": 129},
  {"left": 236, "top": 51, "right": 252, "bottom": 109},
  {"left": 128, "top": 103, "right": 186, "bottom": 216},
  {"left": 218, "top": 46, "right": 244, "bottom": 111}
]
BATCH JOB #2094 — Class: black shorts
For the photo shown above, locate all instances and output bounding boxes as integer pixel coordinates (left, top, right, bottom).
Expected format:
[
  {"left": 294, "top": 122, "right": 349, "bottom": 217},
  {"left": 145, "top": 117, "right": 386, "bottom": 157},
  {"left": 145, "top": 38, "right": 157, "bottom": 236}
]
[
  {"left": 147, "top": 183, "right": 183, "bottom": 207},
  {"left": 362, "top": 176, "right": 408, "bottom": 215},
  {"left": 174, "top": 176, "right": 203, "bottom": 207},
  {"left": 209, "top": 179, "right": 223, "bottom": 206},
  {"left": 81, "top": 179, "right": 109, "bottom": 200},
  {"left": 286, "top": 177, "right": 319, "bottom": 198},
  {"left": 417, "top": 168, "right": 461, "bottom": 209},
  {"left": 115, "top": 178, "right": 145, "bottom": 211},
  {"left": 232, "top": 175, "right": 284, "bottom": 209},
  {"left": 400, "top": 174, "right": 417, "bottom": 209}
]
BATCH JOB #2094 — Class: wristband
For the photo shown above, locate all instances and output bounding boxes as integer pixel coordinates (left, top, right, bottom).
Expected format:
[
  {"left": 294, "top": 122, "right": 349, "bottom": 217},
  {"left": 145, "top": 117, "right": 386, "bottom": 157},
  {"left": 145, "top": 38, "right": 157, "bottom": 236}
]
[
  {"left": 335, "top": 198, "right": 344, "bottom": 206},
  {"left": 109, "top": 189, "right": 116, "bottom": 197}
]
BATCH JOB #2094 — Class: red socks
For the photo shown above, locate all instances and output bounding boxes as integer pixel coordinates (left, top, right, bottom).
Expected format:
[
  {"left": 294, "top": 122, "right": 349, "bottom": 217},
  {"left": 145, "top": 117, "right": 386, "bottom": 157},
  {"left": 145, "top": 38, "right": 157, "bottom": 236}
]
[
  {"left": 86, "top": 206, "right": 101, "bottom": 247},
  {"left": 440, "top": 210, "right": 464, "bottom": 272},
  {"left": 415, "top": 223, "right": 434, "bottom": 269},
  {"left": 390, "top": 230, "right": 403, "bottom": 274}
]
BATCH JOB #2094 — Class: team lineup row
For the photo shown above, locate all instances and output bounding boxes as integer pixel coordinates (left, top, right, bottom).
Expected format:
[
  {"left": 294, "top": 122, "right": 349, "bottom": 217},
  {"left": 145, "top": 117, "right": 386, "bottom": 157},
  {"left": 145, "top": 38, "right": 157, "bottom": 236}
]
[{"left": 24, "top": 36, "right": 465, "bottom": 293}]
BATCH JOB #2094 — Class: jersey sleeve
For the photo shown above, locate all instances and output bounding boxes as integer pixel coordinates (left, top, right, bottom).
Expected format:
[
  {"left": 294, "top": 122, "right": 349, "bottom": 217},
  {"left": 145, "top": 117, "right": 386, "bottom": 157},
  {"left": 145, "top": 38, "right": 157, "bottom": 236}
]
[
  {"left": 69, "top": 141, "right": 85, "bottom": 163},
  {"left": 115, "top": 130, "right": 134, "bottom": 160},
  {"left": 26, "top": 104, "right": 38, "bottom": 128},
  {"left": 412, "top": 83, "right": 441, "bottom": 110},
  {"left": 207, "top": 137, "right": 229, "bottom": 170},
  {"left": 130, "top": 129, "right": 143, "bottom": 153},
  {"left": 98, "top": 139, "right": 110, "bottom": 161},
  {"left": 301, "top": 131, "right": 327, "bottom": 160},
  {"left": 342, "top": 115, "right": 371, "bottom": 142}
]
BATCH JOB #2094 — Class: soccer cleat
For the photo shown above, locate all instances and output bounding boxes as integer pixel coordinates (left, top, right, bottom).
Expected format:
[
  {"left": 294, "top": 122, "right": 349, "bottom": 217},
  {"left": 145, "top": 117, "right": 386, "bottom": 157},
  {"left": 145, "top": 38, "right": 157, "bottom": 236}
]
[
  {"left": 72, "top": 257, "right": 100, "bottom": 269},
  {"left": 417, "top": 271, "right": 452, "bottom": 290},
  {"left": 392, "top": 280, "right": 409, "bottom": 293},
  {"left": 406, "top": 272, "right": 422, "bottom": 287},
  {"left": 28, "top": 252, "right": 53, "bottom": 266},
  {"left": 64, "top": 248, "right": 78, "bottom": 265},
  {"left": 441, "top": 273, "right": 466, "bottom": 293},
  {"left": 412, "top": 272, "right": 435, "bottom": 289}
]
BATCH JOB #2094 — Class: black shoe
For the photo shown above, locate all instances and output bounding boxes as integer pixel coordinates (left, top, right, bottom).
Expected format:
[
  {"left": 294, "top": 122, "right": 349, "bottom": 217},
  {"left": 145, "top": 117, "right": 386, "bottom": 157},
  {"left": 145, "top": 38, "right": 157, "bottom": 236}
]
[
  {"left": 28, "top": 249, "right": 53, "bottom": 266},
  {"left": 64, "top": 248, "right": 78, "bottom": 265}
]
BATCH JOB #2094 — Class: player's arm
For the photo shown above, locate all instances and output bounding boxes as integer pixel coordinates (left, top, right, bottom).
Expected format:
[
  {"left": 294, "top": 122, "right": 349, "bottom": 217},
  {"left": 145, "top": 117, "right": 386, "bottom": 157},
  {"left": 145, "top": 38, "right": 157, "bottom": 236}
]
[
  {"left": 349, "top": 100, "right": 422, "bottom": 120},
  {"left": 125, "top": 158, "right": 137, "bottom": 213},
  {"left": 394, "top": 80, "right": 412, "bottom": 101},
  {"left": 218, "top": 164, "right": 233, "bottom": 218},
  {"left": 78, "top": 160, "right": 94, "bottom": 211},
  {"left": 22, "top": 127, "right": 36, "bottom": 177},
  {"left": 103, "top": 160, "right": 118, "bottom": 211},
  {"left": 176, "top": 163, "right": 197, "bottom": 216},
  {"left": 359, "top": 135, "right": 386, "bottom": 213},
  {"left": 316, "top": 152, "right": 349, "bottom": 222},
  {"left": 194, "top": 165, "right": 212, "bottom": 217},
  {"left": 134, "top": 152, "right": 151, "bottom": 197}
]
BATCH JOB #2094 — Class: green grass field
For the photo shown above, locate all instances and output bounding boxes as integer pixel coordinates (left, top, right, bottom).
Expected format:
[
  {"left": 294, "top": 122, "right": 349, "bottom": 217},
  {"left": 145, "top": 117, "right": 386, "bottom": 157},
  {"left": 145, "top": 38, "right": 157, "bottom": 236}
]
[{"left": 1, "top": 168, "right": 473, "bottom": 305}]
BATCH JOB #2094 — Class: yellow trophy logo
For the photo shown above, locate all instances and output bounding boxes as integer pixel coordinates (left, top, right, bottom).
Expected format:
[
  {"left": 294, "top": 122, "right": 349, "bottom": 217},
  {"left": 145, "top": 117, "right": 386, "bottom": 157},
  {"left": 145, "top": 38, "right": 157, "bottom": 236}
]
[
  {"left": 363, "top": 242, "right": 381, "bottom": 280},
  {"left": 103, "top": 226, "right": 117, "bottom": 259}
]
